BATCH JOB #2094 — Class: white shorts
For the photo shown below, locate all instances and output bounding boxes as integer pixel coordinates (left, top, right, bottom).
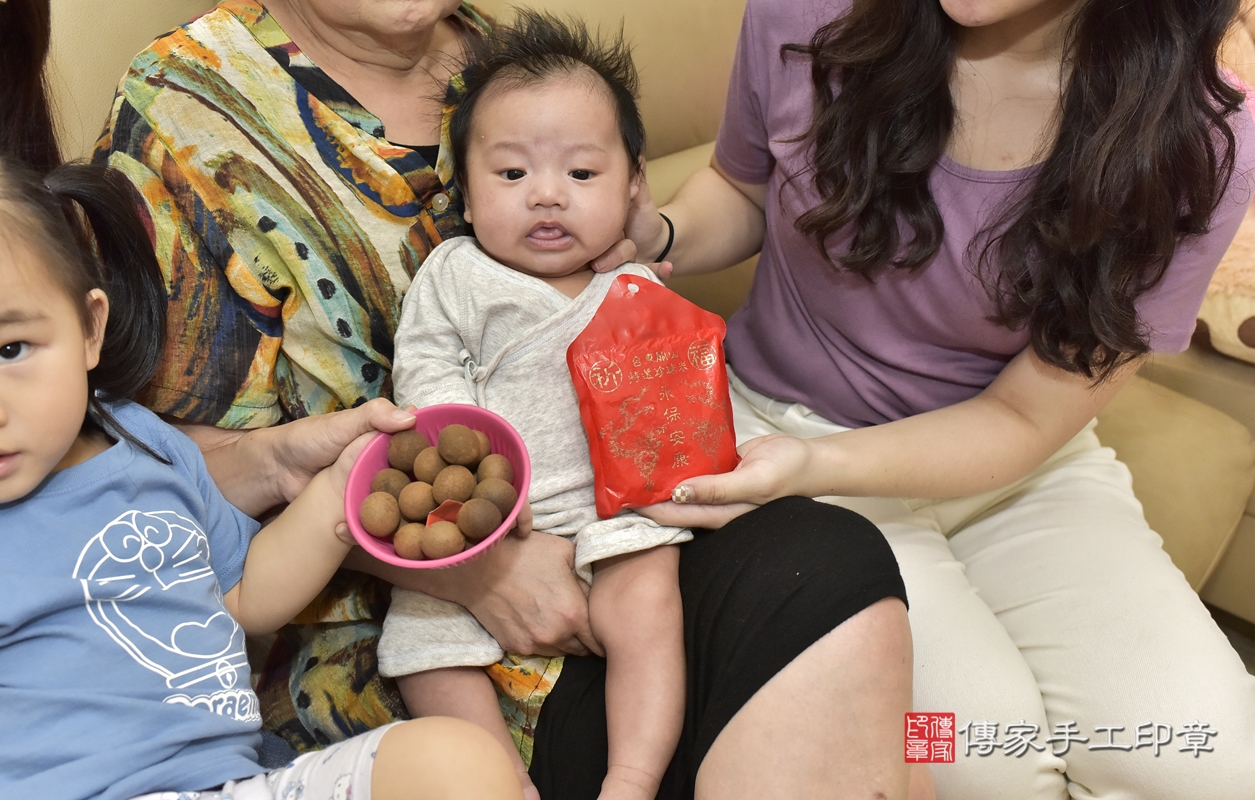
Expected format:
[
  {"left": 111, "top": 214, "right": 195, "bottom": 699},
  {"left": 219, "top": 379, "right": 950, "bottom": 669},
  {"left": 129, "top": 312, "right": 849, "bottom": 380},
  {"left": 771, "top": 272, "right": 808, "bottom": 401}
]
[{"left": 127, "top": 723, "right": 397, "bottom": 800}]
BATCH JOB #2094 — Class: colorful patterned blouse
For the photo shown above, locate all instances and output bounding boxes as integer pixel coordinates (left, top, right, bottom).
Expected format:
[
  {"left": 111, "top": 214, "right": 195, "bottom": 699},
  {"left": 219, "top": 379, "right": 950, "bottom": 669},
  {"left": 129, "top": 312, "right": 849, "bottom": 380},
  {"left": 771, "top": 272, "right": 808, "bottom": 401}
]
[
  {"left": 95, "top": 0, "right": 479, "bottom": 428},
  {"left": 95, "top": 1, "right": 562, "bottom": 763}
]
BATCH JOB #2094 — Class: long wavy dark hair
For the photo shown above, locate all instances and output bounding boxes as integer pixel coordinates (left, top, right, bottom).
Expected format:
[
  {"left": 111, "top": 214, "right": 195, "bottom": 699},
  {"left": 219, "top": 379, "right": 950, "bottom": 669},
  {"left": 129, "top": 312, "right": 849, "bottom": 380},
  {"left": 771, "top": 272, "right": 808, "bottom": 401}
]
[
  {"left": 783, "top": 0, "right": 1245, "bottom": 380},
  {"left": 0, "top": 156, "right": 169, "bottom": 459}
]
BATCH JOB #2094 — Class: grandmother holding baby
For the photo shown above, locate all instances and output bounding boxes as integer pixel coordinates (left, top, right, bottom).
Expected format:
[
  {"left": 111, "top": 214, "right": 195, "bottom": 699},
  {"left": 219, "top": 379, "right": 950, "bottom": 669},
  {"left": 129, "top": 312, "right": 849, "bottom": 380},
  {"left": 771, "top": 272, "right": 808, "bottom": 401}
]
[{"left": 96, "top": 1, "right": 918, "bottom": 799}]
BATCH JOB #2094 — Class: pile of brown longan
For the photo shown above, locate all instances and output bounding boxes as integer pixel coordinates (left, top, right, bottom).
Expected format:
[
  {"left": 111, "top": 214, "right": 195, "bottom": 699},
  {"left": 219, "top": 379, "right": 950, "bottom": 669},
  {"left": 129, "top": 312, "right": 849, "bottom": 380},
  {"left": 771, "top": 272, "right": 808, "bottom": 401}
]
[{"left": 358, "top": 424, "right": 518, "bottom": 560}]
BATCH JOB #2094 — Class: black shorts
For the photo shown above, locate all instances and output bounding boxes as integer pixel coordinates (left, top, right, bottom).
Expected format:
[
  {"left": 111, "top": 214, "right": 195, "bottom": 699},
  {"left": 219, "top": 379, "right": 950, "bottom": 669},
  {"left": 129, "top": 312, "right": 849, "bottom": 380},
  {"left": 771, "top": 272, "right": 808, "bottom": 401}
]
[{"left": 527, "top": 496, "right": 907, "bottom": 800}]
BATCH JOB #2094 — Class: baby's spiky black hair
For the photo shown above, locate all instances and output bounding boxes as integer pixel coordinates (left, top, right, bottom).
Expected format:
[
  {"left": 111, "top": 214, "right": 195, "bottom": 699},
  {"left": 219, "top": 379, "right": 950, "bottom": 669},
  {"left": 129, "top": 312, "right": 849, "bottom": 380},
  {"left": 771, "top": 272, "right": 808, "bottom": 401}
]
[{"left": 450, "top": 9, "right": 645, "bottom": 194}]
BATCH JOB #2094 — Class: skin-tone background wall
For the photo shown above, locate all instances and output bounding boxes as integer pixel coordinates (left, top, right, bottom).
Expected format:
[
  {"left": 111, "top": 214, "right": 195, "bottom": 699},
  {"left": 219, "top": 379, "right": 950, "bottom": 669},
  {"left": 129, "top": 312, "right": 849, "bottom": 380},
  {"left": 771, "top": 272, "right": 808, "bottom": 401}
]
[
  {"left": 47, "top": 0, "right": 214, "bottom": 159},
  {"left": 45, "top": 0, "right": 749, "bottom": 162}
]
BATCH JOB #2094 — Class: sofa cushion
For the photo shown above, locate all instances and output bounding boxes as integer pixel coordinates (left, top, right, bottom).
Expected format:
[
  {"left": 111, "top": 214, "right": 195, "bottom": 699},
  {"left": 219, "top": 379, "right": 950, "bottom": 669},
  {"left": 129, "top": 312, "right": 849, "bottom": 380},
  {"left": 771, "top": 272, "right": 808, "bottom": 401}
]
[
  {"left": 1196, "top": 206, "right": 1255, "bottom": 365},
  {"left": 1094, "top": 376, "right": 1255, "bottom": 589},
  {"left": 1202, "top": 514, "right": 1255, "bottom": 623}
]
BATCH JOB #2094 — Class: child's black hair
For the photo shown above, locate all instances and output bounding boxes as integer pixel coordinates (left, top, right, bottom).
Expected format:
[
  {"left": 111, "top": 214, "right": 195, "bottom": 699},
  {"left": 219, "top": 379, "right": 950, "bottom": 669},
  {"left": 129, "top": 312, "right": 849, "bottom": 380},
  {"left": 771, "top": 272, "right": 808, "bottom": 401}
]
[
  {"left": 0, "top": 155, "right": 169, "bottom": 460},
  {"left": 0, "top": 0, "right": 62, "bottom": 173},
  {"left": 449, "top": 10, "right": 646, "bottom": 196}
]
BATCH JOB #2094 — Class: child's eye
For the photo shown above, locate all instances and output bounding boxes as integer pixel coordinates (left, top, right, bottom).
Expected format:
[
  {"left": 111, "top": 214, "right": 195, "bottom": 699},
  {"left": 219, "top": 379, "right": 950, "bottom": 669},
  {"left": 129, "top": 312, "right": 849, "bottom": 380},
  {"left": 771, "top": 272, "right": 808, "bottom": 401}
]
[
  {"left": 569, "top": 170, "right": 593, "bottom": 181},
  {"left": 503, "top": 169, "right": 525, "bottom": 180},
  {"left": 0, "top": 342, "right": 30, "bottom": 362}
]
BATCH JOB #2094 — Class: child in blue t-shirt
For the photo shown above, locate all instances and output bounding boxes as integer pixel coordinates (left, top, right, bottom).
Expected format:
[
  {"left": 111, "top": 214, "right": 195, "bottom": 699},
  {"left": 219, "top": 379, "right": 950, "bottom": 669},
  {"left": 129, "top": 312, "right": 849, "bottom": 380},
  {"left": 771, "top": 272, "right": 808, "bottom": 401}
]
[{"left": 0, "top": 154, "right": 523, "bottom": 800}]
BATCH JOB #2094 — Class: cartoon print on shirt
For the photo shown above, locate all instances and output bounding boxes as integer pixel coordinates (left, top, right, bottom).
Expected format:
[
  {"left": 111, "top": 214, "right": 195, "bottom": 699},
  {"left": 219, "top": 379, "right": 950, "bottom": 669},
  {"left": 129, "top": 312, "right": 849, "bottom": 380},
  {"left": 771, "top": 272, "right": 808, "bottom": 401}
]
[
  {"left": 333, "top": 773, "right": 352, "bottom": 799},
  {"left": 72, "top": 509, "right": 259, "bottom": 722}
]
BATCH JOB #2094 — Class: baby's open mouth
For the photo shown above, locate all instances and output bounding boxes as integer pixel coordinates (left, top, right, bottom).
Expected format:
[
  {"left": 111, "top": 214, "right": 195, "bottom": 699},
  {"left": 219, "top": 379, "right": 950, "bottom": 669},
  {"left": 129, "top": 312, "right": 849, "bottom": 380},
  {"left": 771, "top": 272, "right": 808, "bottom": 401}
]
[{"left": 527, "top": 223, "right": 572, "bottom": 248}]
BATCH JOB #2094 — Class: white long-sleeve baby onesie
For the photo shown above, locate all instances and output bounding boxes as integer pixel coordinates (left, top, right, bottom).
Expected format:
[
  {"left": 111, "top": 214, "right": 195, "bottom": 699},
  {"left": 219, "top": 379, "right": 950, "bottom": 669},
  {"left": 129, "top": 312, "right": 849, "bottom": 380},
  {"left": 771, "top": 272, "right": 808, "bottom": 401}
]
[{"left": 377, "top": 236, "right": 692, "bottom": 677}]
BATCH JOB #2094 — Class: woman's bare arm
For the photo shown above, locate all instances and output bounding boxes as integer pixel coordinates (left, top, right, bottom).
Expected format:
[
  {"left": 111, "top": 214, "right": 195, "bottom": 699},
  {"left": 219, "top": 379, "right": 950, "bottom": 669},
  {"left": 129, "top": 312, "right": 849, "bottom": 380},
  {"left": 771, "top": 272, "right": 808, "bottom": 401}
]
[
  {"left": 641, "top": 349, "right": 1146, "bottom": 529},
  {"left": 651, "top": 158, "right": 767, "bottom": 275}
]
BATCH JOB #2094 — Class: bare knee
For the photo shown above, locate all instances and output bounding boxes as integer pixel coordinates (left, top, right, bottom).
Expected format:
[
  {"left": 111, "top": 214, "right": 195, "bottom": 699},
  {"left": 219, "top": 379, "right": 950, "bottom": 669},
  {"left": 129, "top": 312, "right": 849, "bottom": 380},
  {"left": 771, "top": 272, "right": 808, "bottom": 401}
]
[
  {"left": 848, "top": 596, "right": 913, "bottom": 678},
  {"left": 696, "top": 596, "right": 916, "bottom": 800},
  {"left": 373, "top": 717, "right": 523, "bottom": 800}
]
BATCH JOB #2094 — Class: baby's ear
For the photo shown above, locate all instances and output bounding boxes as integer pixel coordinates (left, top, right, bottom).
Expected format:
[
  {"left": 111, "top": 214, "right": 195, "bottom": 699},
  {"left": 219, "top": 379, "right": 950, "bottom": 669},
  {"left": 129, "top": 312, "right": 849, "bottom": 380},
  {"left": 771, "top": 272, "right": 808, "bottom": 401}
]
[{"left": 629, "top": 156, "right": 646, "bottom": 199}]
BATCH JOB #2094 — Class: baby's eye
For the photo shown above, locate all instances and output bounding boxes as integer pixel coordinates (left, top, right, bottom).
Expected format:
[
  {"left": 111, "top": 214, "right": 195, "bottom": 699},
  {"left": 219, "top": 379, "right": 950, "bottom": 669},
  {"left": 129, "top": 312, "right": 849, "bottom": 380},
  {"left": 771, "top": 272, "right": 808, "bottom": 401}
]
[
  {"left": 503, "top": 169, "right": 525, "bottom": 181},
  {"left": 0, "top": 342, "right": 30, "bottom": 362},
  {"left": 569, "top": 170, "right": 593, "bottom": 181}
]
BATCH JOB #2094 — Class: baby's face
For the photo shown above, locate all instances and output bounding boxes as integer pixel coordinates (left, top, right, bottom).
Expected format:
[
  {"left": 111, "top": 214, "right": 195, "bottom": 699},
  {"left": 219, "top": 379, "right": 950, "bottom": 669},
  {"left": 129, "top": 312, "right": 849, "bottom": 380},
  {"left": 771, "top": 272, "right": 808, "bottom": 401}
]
[{"left": 462, "top": 71, "right": 639, "bottom": 281}]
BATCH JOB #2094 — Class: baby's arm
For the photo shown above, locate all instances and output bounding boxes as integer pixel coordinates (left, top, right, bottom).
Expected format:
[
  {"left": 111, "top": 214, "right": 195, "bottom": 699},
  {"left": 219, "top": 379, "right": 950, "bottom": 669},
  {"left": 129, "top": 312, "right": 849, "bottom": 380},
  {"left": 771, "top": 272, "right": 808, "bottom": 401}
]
[
  {"left": 221, "top": 434, "right": 367, "bottom": 634},
  {"left": 399, "top": 667, "right": 541, "bottom": 800},
  {"left": 590, "top": 545, "right": 685, "bottom": 800}
]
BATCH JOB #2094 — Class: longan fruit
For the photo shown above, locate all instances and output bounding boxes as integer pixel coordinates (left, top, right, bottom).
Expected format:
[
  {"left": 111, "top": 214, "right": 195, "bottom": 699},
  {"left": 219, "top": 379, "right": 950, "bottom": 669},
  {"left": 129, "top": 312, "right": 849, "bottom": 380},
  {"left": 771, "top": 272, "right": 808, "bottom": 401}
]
[
  {"left": 393, "top": 522, "right": 427, "bottom": 560},
  {"left": 438, "top": 424, "right": 481, "bottom": 467},
  {"left": 412, "top": 446, "right": 448, "bottom": 484},
  {"left": 388, "top": 430, "right": 431, "bottom": 473},
  {"left": 359, "top": 492, "right": 401, "bottom": 538},
  {"left": 432, "top": 465, "right": 476, "bottom": 504},
  {"left": 398, "top": 481, "right": 437, "bottom": 522},
  {"left": 457, "top": 497, "right": 503, "bottom": 541},
  {"left": 423, "top": 521, "right": 466, "bottom": 559},
  {"left": 477, "top": 453, "right": 514, "bottom": 485},
  {"left": 371, "top": 468, "right": 410, "bottom": 499},
  {"left": 473, "top": 430, "right": 492, "bottom": 463},
  {"left": 472, "top": 477, "right": 518, "bottom": 518}
]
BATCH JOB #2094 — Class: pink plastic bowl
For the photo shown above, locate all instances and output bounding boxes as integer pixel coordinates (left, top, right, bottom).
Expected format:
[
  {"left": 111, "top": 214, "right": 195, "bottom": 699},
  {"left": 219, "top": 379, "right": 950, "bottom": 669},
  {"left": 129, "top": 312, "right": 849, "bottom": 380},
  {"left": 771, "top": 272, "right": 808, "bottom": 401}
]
[{"left": 345, "top": 404, "right": 531, "bottom": 568}]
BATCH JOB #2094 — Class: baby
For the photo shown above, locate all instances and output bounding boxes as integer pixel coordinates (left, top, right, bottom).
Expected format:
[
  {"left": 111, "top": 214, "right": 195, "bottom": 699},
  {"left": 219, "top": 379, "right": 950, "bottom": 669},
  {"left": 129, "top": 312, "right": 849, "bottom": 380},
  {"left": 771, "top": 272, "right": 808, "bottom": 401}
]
[{"left": 381, "top": 12, "right": 690, "bottom": 800}]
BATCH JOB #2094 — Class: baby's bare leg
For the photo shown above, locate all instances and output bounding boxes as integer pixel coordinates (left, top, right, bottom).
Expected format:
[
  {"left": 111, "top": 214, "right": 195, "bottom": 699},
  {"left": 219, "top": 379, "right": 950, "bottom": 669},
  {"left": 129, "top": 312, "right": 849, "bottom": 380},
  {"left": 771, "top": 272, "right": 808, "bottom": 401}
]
[
  {"left": 589, "top": 546, "right": 685, "bottom": 800},
  {"left": 398, "top": 667, "right": 540, "bottom": 800}
]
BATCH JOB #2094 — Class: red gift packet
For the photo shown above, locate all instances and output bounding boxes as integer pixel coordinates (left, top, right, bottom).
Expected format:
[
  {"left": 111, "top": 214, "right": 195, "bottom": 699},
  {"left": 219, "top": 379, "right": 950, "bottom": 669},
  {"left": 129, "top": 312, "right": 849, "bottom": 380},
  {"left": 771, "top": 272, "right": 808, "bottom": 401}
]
[{"left": 568, "top": 274, "right": 739, "bottom": 518}]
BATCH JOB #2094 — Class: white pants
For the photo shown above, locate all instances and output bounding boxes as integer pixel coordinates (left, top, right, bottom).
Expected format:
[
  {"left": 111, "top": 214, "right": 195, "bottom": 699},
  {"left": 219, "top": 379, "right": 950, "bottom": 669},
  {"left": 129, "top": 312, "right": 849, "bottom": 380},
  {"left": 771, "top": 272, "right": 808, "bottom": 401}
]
[
  {"left": 128, "top": 723, "right": 396, "bottom": 800},
  {"left": 729, "top": 372, "right": 1255, "bottom": 800}
]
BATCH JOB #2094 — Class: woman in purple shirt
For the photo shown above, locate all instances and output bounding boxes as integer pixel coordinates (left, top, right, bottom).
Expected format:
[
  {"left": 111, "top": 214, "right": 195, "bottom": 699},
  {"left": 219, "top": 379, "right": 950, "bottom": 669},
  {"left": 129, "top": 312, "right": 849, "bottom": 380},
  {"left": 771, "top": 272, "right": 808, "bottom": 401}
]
[{"left": 621, "top": 0, "right": 1255, "bottom": 797}]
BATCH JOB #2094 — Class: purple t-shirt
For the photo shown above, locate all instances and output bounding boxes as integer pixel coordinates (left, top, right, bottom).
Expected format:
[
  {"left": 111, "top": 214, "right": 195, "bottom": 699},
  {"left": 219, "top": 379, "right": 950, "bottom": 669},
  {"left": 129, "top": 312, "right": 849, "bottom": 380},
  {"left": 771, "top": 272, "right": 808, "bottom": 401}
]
[{"left": 716, "top": 0, "right": 1255, "bottom": 427}]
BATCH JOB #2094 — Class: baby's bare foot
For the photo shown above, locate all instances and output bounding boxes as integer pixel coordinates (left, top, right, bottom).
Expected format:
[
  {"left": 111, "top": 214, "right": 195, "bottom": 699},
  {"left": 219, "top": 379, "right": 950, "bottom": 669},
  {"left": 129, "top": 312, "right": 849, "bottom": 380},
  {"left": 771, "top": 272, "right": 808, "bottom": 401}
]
[{"left": 597, "top": 765, "right": 660, "bottom": 800}]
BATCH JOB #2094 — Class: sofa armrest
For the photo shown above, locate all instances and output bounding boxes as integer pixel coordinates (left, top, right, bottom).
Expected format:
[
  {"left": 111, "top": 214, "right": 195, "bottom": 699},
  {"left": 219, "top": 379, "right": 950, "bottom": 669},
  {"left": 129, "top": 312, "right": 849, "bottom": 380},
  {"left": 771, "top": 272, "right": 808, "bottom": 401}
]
[
  {"left": 1142, "top": 343, "right": 1255, "bottom": 436},
  {"left": 1094, "top": 375, "right": 1255, "bottom": 590},
  {"left": 1138, "top": 345, "right": 1255, "bottom": 620}
]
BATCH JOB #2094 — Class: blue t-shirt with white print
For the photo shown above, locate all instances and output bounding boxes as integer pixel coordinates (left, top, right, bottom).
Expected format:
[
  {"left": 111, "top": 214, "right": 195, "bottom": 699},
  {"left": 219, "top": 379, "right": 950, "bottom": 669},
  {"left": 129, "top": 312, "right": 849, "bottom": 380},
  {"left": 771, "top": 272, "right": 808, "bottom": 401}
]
[{"left": 0, "top": 401, "right": 265, "bottom": 800}]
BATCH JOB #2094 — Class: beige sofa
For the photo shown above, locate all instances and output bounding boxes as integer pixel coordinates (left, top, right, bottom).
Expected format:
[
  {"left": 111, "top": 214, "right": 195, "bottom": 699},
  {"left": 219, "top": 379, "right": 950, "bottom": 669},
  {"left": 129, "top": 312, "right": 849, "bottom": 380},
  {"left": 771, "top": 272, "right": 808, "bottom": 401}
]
[{"left": 49, "top": 0, "right": 1255, "bottom": 624}]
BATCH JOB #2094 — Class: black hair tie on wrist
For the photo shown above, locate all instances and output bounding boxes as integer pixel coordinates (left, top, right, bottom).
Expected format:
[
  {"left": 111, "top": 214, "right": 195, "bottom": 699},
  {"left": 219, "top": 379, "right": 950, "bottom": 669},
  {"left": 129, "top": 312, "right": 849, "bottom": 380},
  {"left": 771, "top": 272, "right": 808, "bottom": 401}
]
[{"left": 656, "top": 212, "right": 675, "bottom": 262}]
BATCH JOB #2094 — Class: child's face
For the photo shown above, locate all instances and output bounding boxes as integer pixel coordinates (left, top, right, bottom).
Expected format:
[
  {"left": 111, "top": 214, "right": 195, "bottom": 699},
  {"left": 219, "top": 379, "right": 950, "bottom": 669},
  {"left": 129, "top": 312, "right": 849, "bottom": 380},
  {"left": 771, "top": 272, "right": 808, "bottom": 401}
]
[
  {"left": 0, "top": 237, "right": 107, "bottom": 503},
  {"left": 462, "top": 71, "right": 640, "bottom": 281}
]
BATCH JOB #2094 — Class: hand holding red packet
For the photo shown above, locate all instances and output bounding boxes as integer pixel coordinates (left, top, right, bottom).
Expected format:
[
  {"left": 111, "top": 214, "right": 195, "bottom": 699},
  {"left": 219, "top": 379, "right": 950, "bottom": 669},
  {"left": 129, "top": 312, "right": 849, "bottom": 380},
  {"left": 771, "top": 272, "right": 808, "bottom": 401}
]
[{"left": 567, "top": 274, "right": 739, "bottom": 519}]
